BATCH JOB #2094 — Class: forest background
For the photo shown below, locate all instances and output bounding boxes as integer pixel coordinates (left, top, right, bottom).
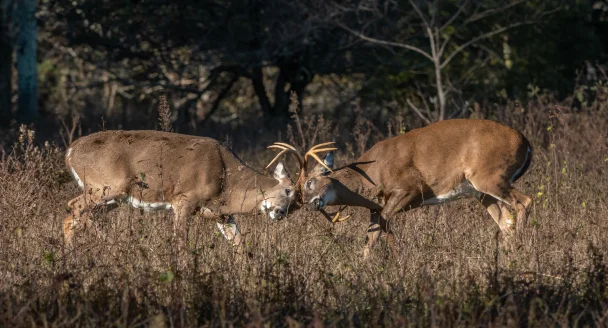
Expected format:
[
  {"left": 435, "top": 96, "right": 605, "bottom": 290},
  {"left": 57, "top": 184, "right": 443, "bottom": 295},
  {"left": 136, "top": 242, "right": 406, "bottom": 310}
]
[{"left": 1, "top": 0, "right": 608, "bottom": 326}]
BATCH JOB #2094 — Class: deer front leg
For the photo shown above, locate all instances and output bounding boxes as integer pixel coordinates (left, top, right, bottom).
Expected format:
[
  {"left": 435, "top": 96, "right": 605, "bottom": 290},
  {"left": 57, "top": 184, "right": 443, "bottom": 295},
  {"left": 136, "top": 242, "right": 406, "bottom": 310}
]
[
  {"left": 64, "top": 195, "right": 94, "bottom": 246},
  {"left": 363, "top": 210, "right": 385, "bottom": 259},
  {"left": 216, "top": 215, "right": 242, "bottom": 247},
  {"left": 364, "top": 211, "right": 399, "bottom": 259},
  {"left": 198, "top": 208, "right": 243, "bottom": 252},
  {"left": 171, "top": 197, "right": 200, "bottom": 261},
  {"left": 64, "top": 193, "right": 117, "bottom": 247},
  {"left": 364, "top": 189, "right": 415, "bottom": 259}
]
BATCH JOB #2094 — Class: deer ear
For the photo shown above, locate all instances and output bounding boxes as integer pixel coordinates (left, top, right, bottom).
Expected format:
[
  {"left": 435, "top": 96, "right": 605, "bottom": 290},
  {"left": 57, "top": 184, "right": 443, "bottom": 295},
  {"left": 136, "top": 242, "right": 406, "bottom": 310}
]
[
  {"left": 311, "top": 151, "right": 334, "bottom": 176},
  {"left": 323, "top": 151, "right": 334, "bottom": 172},
  {"left": 273, "top": 162, "right": 290, "bottom": 180}
]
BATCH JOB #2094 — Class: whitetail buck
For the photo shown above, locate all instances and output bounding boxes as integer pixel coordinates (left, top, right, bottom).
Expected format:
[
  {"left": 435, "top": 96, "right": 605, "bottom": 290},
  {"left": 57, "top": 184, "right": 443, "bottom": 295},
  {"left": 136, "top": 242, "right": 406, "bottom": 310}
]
[
  {"left": 64, "top": 130, "right": 305, "bottom": 246},
  {"left": 267, "top": 119, "right": 533, "bottom": 258}
]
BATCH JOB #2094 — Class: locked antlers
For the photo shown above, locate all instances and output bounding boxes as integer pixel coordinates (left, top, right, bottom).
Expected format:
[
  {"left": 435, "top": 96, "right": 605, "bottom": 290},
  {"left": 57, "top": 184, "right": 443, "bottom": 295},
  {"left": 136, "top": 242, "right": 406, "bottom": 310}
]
[
  {"left": 266, "top": 142, "right": 337, "bottom": 185},
  {"left": 266, "top": 142, "right": 351, "bottom": 223}
]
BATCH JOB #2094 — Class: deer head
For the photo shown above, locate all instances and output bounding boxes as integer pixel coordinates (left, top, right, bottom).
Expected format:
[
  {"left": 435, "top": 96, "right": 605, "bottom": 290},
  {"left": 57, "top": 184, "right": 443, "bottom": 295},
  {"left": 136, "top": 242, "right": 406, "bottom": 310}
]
[
  {"left": 266, "top": 142, "right": 350, "bottom": 223},
  {"left": 261, "top": 161, "right": 297, "bottom": 220}
]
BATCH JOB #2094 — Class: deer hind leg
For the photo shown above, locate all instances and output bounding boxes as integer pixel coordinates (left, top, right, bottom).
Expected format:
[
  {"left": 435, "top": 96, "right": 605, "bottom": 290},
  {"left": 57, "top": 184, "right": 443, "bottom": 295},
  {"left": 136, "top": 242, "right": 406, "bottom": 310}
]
[
  {"left": 508, "top": 188, "right": 532, "bottom": 233},
  {"left": 475, "top": 192, "right": 514, "bottom": 233},
  {"left": 470, "top": 177, "right": 532, "bottom": 233}
]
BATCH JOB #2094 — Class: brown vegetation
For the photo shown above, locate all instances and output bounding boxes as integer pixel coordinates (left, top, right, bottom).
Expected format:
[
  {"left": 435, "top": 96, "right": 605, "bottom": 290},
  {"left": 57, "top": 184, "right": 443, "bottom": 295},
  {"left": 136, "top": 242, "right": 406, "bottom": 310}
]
[{"left": 1, "top": 94, "right": 608, "bottom": 326}]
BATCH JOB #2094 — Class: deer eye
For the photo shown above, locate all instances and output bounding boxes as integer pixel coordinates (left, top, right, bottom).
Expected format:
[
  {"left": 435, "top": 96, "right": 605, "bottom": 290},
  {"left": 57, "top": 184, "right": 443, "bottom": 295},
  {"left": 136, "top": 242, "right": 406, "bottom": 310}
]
[
  {"left": 306, "top": 179, "right": 313, "bottom": 189},
  {"left": 285, "top": 189, "right": 292, "bottom": 196}
]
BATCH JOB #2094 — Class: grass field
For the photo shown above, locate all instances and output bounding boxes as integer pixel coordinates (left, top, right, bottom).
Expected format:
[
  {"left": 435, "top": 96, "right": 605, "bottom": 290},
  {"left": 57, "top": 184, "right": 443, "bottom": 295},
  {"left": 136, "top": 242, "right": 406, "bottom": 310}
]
[{"left": 1, "top": 99, "right": 608, "bottom": 326}]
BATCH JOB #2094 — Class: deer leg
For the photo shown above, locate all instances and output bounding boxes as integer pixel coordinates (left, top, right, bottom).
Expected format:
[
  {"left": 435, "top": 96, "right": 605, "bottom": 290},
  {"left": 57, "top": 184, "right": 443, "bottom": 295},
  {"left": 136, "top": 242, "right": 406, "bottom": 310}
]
[
  {"left": 64, "top": 196, "right": 84, "bottom": 245},
  {"left": 199, "top": 208, "right": 244, "bottom": 251},
  {"left": 470, "top": 177, "right": 532, "bottom": 234},
  {"left": 64, "top": 194, "right": 114, "bottom": 246},
  {"left": 216, "top": 215, "right": 242, "bottom": 247},
  {"left": 364, "top": 210, "right": 384, "bottom": 259},
  {"left": 510, "top": 188, "right": 532, "bottom": 233},
  {"left": 364, "top": 189, "right": 414, "bottom": 259},
  {"left": 363, "top": 210, "right": 399, "bottom": 259},
  {"left": 475, "top": 192, "right": 514, "bottom": 233},
  {"left": 169, "top": 198, "right": 199, "bottom": 269},
  {"left": 172, "top": 198, "right": 197, "bottom": 245}
]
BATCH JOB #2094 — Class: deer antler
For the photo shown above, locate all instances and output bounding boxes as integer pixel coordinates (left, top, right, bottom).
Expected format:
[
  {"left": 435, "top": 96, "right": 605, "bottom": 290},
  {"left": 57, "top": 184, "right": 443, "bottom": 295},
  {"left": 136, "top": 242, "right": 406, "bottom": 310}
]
[
  {"left": 266, "top": 143, "right": 304, "bottom": 171},
  {"left": 266, "top": 142, "right": 337, "bottom": 182},
  {"left": 320, "top": 206, "right": 351, "bottom": 223},
  {"left": 303, "top": 142, "right": 337, "bottom": 174}
]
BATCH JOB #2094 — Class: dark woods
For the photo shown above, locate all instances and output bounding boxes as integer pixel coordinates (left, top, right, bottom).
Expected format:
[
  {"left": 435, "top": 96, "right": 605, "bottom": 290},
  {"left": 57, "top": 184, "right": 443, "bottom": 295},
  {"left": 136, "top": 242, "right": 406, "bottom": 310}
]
[{"left": 0, "top": 0, "right": 607, "bottom": 137}]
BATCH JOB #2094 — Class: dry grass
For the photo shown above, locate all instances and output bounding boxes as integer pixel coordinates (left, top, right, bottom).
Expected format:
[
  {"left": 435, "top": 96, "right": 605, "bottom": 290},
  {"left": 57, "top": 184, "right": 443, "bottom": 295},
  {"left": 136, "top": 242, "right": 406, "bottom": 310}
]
[{"left": 1, "top": 98, "right": 608, "bottom": 327}]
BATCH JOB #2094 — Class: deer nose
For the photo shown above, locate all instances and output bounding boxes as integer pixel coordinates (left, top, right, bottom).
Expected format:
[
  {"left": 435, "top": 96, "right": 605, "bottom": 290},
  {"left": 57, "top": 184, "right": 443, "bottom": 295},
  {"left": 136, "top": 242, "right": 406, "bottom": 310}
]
[
  {"left": 311, "top": 198, "right": 323, "bottom": 210},
  {"left": 273, "top": 207, "right": 285, "bottom": 217}
]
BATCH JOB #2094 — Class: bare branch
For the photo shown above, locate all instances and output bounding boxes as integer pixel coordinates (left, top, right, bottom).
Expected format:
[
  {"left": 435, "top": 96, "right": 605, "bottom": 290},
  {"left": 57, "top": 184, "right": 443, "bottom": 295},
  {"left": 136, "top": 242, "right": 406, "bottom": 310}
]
[
  {"left": 337, "top": 23, "right": 433, "bottom": 61},
  {"left": 440, "top": 21, "right": 532, "bottom": 69},
  {"left": 440, "top": 0, "right": 470, "bottom": 31},
  {"left": 465, "top": 0, "right": 527, "bottom": 25},
  {"left": 428, "top": 27, "right": 438, "bottom": 59},
  {"left": 409, "top": 0, "right": 430, "bottom": 29},
  {"left": 414, "top": 82, "right": 433, "bottom": 118},
  {"left": 457, "top": 55, "right": 492, "bottom": 87},
  {"left": 200, "top": 75, "right": 239, "bottom": 125},
  {"left": 430, "top": 0, "right": 438, "bottom": 27},
  {"left": 438, "top": 34, "right": 451, "bottom": 58},
  {"left": 406, "top": 98, "right": 432, "bottom": 124}
]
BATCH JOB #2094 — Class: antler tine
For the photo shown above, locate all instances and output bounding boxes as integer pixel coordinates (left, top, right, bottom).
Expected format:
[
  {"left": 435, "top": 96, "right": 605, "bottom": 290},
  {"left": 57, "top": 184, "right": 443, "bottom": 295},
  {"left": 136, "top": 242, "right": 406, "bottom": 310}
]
[
  {"left": 267, "top": 145, "right": 289, "bottom": 151},
  {"left": 332, "top": 212, "right": 351, "bottom": 223},
  {"left": 306, "top": 147, "right": 337, "bottom": 153},
  {"left": 266, "top": 142, "right": 305, "bottom": 171},
  {"left": 306, "top": 152, "right": 334, "bottom": 173},
  {"left": 273, "top": 142, "right": 298, "bottom": 150},
  {"left": 331, "top": 206, "right": 351, "bottom": 223},
  {"left": 301, "top": 142, "right": 338, "bottom": 173},
  {"left": 265, "top": 148, "right": 291, "bottom": 170},
  {"left": 308, "top": 142, "right": 335, "bottom": 151},
  {"left": 319, "top": 207, "right": 352, "bottom": 223},
  {"left": 304, "top": 149, "right": 337, "bottom": 174}
]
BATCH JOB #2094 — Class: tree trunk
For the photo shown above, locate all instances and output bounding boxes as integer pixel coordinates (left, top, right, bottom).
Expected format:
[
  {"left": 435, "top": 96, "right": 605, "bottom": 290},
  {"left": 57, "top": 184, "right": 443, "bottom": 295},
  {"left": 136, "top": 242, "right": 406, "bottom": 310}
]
[
  {"left": 251, "top": 67, "right": 275, "bottom": 117},
  {"left": 434, "top": 58, "right": 446, "bottom": 121},
  {"left": 273, "top": 67, "right": 289, "bottom": 117},
  {"left": 16, "top": 0, "right": 37, "bottom": 123},
  {"left": 274, "top": 63, "right": 311, "bottom": 118},
  {"left": 252, "top": 65, "right": 310, "bottom": 119},
  {"left": 0, "top": 0, "right": 13, "bottom": 126}
]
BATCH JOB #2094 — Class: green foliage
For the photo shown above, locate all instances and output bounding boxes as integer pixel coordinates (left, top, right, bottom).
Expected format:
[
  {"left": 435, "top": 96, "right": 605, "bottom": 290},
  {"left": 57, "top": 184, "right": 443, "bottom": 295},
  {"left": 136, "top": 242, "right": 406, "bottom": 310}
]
[
  {"left": 43, "top": 250, "right": 55, "bottom": 266},
  {"left": 159, "top": 271, "right": 175, "bottom": 283}
]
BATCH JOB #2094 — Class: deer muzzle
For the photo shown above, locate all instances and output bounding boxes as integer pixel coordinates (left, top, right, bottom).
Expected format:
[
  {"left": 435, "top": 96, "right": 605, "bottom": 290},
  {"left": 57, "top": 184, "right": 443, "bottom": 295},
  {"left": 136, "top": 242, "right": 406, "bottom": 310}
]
[
  {"left": 310, "top": 197, "right": 324, "bottom": 210},
  {"left": 269, "top": 207, "right": 286, "bottom": 220}
]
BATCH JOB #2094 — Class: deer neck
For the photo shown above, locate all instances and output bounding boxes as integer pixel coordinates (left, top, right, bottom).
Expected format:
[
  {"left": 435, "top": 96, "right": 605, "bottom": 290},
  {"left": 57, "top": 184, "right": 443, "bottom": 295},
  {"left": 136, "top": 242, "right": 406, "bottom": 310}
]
[
  {"left": 328, "top": 165, "right": 383, "bottom": 211},
  {"left": 219, "top": 161, "right": 279, "bottom": 214}
]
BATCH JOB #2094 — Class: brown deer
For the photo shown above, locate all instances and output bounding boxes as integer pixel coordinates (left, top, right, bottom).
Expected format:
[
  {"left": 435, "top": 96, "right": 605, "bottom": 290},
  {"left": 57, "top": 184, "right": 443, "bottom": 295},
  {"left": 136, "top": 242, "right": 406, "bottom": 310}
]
[
  {"left": 63, "top": 130, "right": 315, "bottom": 246},
  {"left": 267, "top": 119, "right": 533, "bottom": 258}
]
